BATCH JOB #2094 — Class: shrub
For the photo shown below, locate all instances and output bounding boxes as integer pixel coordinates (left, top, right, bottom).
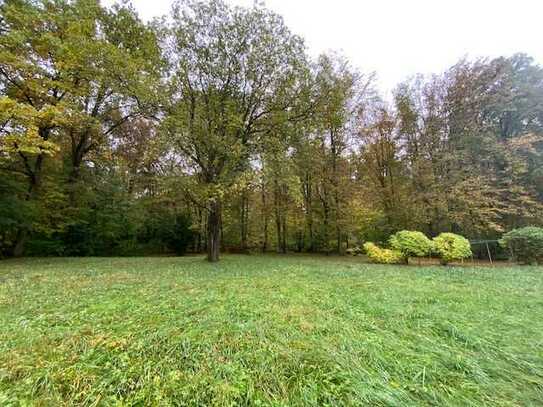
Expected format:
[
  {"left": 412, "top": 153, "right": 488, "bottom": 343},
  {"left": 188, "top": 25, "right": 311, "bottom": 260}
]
[
  {"left": 363, "top": 242, "right": 404, "bottom": 264},
  {"left": 389, "top": 230, "right": 433, "bottom": 262},
  {"left": 499, "top": 226, "right": 543, "bottom": 265},
  {"left": 432, "top": 233, "right": 472, "bottom": 265}
]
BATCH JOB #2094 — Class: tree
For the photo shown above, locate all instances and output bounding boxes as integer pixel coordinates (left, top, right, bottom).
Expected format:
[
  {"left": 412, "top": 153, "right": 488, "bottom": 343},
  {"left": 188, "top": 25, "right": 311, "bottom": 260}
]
[
  {"left": 313, "top": 55, "right": 360, "bottom": 253},
  {"left": 356, "top": 102, "right": 410, "bottom": 236},
  {"left": 0, "top": 0, "right": 161, "bottom": 255},
  {"left": 1, "top": 0, "right": 542, "bottom": 260},
  {"left": 162, "top": 0, "right": 308, "bottom": 261}
]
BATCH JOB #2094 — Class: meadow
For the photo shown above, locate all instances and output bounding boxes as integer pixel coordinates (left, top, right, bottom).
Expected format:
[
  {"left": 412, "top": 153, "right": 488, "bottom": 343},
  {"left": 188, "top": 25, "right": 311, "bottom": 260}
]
[{"left": 0, "top": 255, "right": 542, "bottom": 406}]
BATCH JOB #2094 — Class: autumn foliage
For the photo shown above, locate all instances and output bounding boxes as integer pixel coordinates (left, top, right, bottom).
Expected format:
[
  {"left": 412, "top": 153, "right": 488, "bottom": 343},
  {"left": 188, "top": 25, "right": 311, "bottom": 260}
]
[{"left": 0, "top": 0, "right": 542, "bottom": 261}]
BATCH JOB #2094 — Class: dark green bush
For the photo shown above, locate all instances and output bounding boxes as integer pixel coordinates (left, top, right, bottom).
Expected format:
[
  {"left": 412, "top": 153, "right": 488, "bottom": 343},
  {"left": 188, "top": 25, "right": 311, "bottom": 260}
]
[
  {"left": 0, "top": 177, "right": 37, "bottom": 257},
  {"left": 499, "top": 227, "right": 543, "bottom": 265},
  {"left": 138, "top": 206, "right": 194, "bottom": 255},
  {"left": 162, "top": 213, "right": 194, "bottom": 255}
]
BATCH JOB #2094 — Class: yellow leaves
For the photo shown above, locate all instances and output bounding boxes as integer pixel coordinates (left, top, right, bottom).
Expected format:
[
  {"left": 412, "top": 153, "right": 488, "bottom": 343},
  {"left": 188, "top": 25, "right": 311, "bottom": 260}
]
[
  {"left": 0, "top": 97, "right": 34, "bottom": 122},
  {"left": 36, "top": 104, "right": 67, "bottom": 128},
  {"left": 228, "top": 171, "right": 255, "bottom": 194},
  {"left": 1, "top": 133, "right": 58, "bottom": 156},
  {"left": 508, "top": 133, "right": 542, "bottom": 150},
  {"left": 363, "top": 242, "right": 404, "bottom": 264},
  {"left": 0, "top": 96, "right": 61, "bottom": 157}
]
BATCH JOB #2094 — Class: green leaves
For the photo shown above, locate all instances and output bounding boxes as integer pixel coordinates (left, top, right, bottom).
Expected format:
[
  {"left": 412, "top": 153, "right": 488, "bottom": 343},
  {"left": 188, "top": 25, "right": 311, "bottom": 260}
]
[
  {"left": 1, "top": 1, "right": 542, "bottom": 259},
  {"left": 432, "top": 233, "right": 472, "bottom": 265},
  {"left": 500, "top": 226, "right": 543, "bottom": 265},
  {"left": 0, "top": 0, "right": 163, "bottom": 256},
  {"left": 389, "top": 230, "right": 434, "bottom": 259},
  {"left": 161, "top": 0, "right": 312, "bottom": 259}
]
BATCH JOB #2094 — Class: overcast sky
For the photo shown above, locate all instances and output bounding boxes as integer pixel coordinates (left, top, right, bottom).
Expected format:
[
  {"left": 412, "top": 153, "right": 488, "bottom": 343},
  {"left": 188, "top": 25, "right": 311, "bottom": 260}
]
[{"left": 103, "top": 0, "right": 543, "bottom": 95}]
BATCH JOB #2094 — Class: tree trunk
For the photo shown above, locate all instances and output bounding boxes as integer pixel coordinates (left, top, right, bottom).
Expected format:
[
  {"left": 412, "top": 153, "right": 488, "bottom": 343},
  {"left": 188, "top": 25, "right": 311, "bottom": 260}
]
[
  {"left": 303, "top": 173, "right": 314, "bottom": 252},
  {"left": 68, "top": 129, "right": 91, "bottom": 182},
  {"left": 273, "top": 182, "right": 288, "bottom": 254},
  {"left": 195, "top": 207, "right": 203, "bottom": 253},
  {"left": 308, "top": 218, "right": 314, "bottom": 252},
  {"left": 336, "top": 226, "right": 342, "bottom": 254},
  {"left": 281, "top": 208, "right": 287, "bottom": 253},
  {"left": 13, "top": 145, "right": 45, "bottom": 257},
  {"left": 207, "top": 200, "right": 221, "bottom": 262},
  {"left": 322, "top": 197, "right": 330, "bottom": 255},
  {"left": 330, "top": 128, "right": 342, "bottom": 255},
  {"left": 261, "top": 184, "right": 268, "bottom": 253},
  {"left": 240, "top": 191, "right": 249, "bottom": 252},
  {"left": 296, "top": 230, "right": 303, "bottom": 252},
  {"left": 12, "top": 229, "right": 28, "bottom": 257},
  {"left": 275, "top": 206, "right": 282, "bottom": 253}
]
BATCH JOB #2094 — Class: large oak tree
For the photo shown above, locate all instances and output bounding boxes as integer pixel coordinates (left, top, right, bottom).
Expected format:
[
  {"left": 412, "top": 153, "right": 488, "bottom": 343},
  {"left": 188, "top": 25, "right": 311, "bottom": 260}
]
[{"left": 162, "top": 0, "right": 308, "bottom": 261}]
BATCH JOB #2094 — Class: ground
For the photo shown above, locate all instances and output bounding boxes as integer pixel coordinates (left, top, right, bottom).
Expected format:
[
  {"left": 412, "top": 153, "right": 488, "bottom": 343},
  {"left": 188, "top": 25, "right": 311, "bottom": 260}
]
[{"left": 0, "top": 255, "right": 542, "bottom": 406}]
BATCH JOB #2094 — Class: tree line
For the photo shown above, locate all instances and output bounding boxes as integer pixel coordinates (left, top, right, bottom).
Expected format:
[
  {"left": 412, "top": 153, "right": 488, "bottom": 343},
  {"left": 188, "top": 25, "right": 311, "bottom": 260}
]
[{"left": 1, "top": 0, "right": 542, "bottom": 261}]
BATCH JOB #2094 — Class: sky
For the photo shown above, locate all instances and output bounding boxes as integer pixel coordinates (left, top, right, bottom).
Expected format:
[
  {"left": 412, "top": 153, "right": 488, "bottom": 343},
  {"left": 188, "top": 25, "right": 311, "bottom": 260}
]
[{"left": 103, "top": 0, "right": 543, "bottom": 95}]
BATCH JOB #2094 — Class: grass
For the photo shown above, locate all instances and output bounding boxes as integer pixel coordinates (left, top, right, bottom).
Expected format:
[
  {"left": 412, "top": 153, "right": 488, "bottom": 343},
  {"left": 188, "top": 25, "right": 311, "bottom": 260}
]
[{"left": 0, "top": 255, "right": 542, "bottom": 406}]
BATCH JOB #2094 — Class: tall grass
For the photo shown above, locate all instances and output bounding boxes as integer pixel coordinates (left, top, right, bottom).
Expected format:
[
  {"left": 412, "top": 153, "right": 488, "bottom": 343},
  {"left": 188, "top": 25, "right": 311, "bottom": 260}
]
[{"left": 0, "top": 255, "right": 542, "bottom": 405}]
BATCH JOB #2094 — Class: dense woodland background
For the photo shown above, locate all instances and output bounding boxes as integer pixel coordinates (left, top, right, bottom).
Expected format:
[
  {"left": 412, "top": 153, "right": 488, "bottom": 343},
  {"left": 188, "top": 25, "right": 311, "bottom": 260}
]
[{"left": 1, "top": 0, "right": 542, "bottom": 260}]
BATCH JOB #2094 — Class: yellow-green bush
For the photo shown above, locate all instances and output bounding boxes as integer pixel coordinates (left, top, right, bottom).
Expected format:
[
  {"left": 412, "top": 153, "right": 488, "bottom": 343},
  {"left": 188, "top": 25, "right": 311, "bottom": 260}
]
[
  {"left": 433, "top": 233, "right": 472, "bottom": 265},
  {"left": 389, "top": 230, "right": 433, "bottom": 261},
  {"left": 363, "top": 242, "right": 404, "bottom": 264}
]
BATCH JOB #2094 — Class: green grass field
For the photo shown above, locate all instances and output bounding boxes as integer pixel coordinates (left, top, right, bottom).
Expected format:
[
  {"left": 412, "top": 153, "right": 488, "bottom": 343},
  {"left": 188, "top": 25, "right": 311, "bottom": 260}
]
[{"left": 0, "top": 255, "right": 542, "bottom": 406}]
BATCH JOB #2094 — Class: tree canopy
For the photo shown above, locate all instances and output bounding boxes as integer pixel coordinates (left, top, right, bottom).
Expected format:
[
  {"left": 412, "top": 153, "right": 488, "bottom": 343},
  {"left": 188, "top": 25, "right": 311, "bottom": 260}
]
[{"left": 1, "top": 0, "right": 542, "bottom": 260}]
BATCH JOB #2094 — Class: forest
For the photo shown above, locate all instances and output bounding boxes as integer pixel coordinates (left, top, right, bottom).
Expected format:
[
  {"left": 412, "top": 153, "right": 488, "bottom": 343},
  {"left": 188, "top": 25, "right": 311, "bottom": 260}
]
[{"left": 1, "top": 0, "right": 542, "bottom": 262}]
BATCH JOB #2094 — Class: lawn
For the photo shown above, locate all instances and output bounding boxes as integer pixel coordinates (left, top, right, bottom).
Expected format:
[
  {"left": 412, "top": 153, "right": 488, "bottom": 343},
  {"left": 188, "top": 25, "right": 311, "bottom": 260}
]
[{"left": 0, "top": 255, "right": 542, "bottom": 406}]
